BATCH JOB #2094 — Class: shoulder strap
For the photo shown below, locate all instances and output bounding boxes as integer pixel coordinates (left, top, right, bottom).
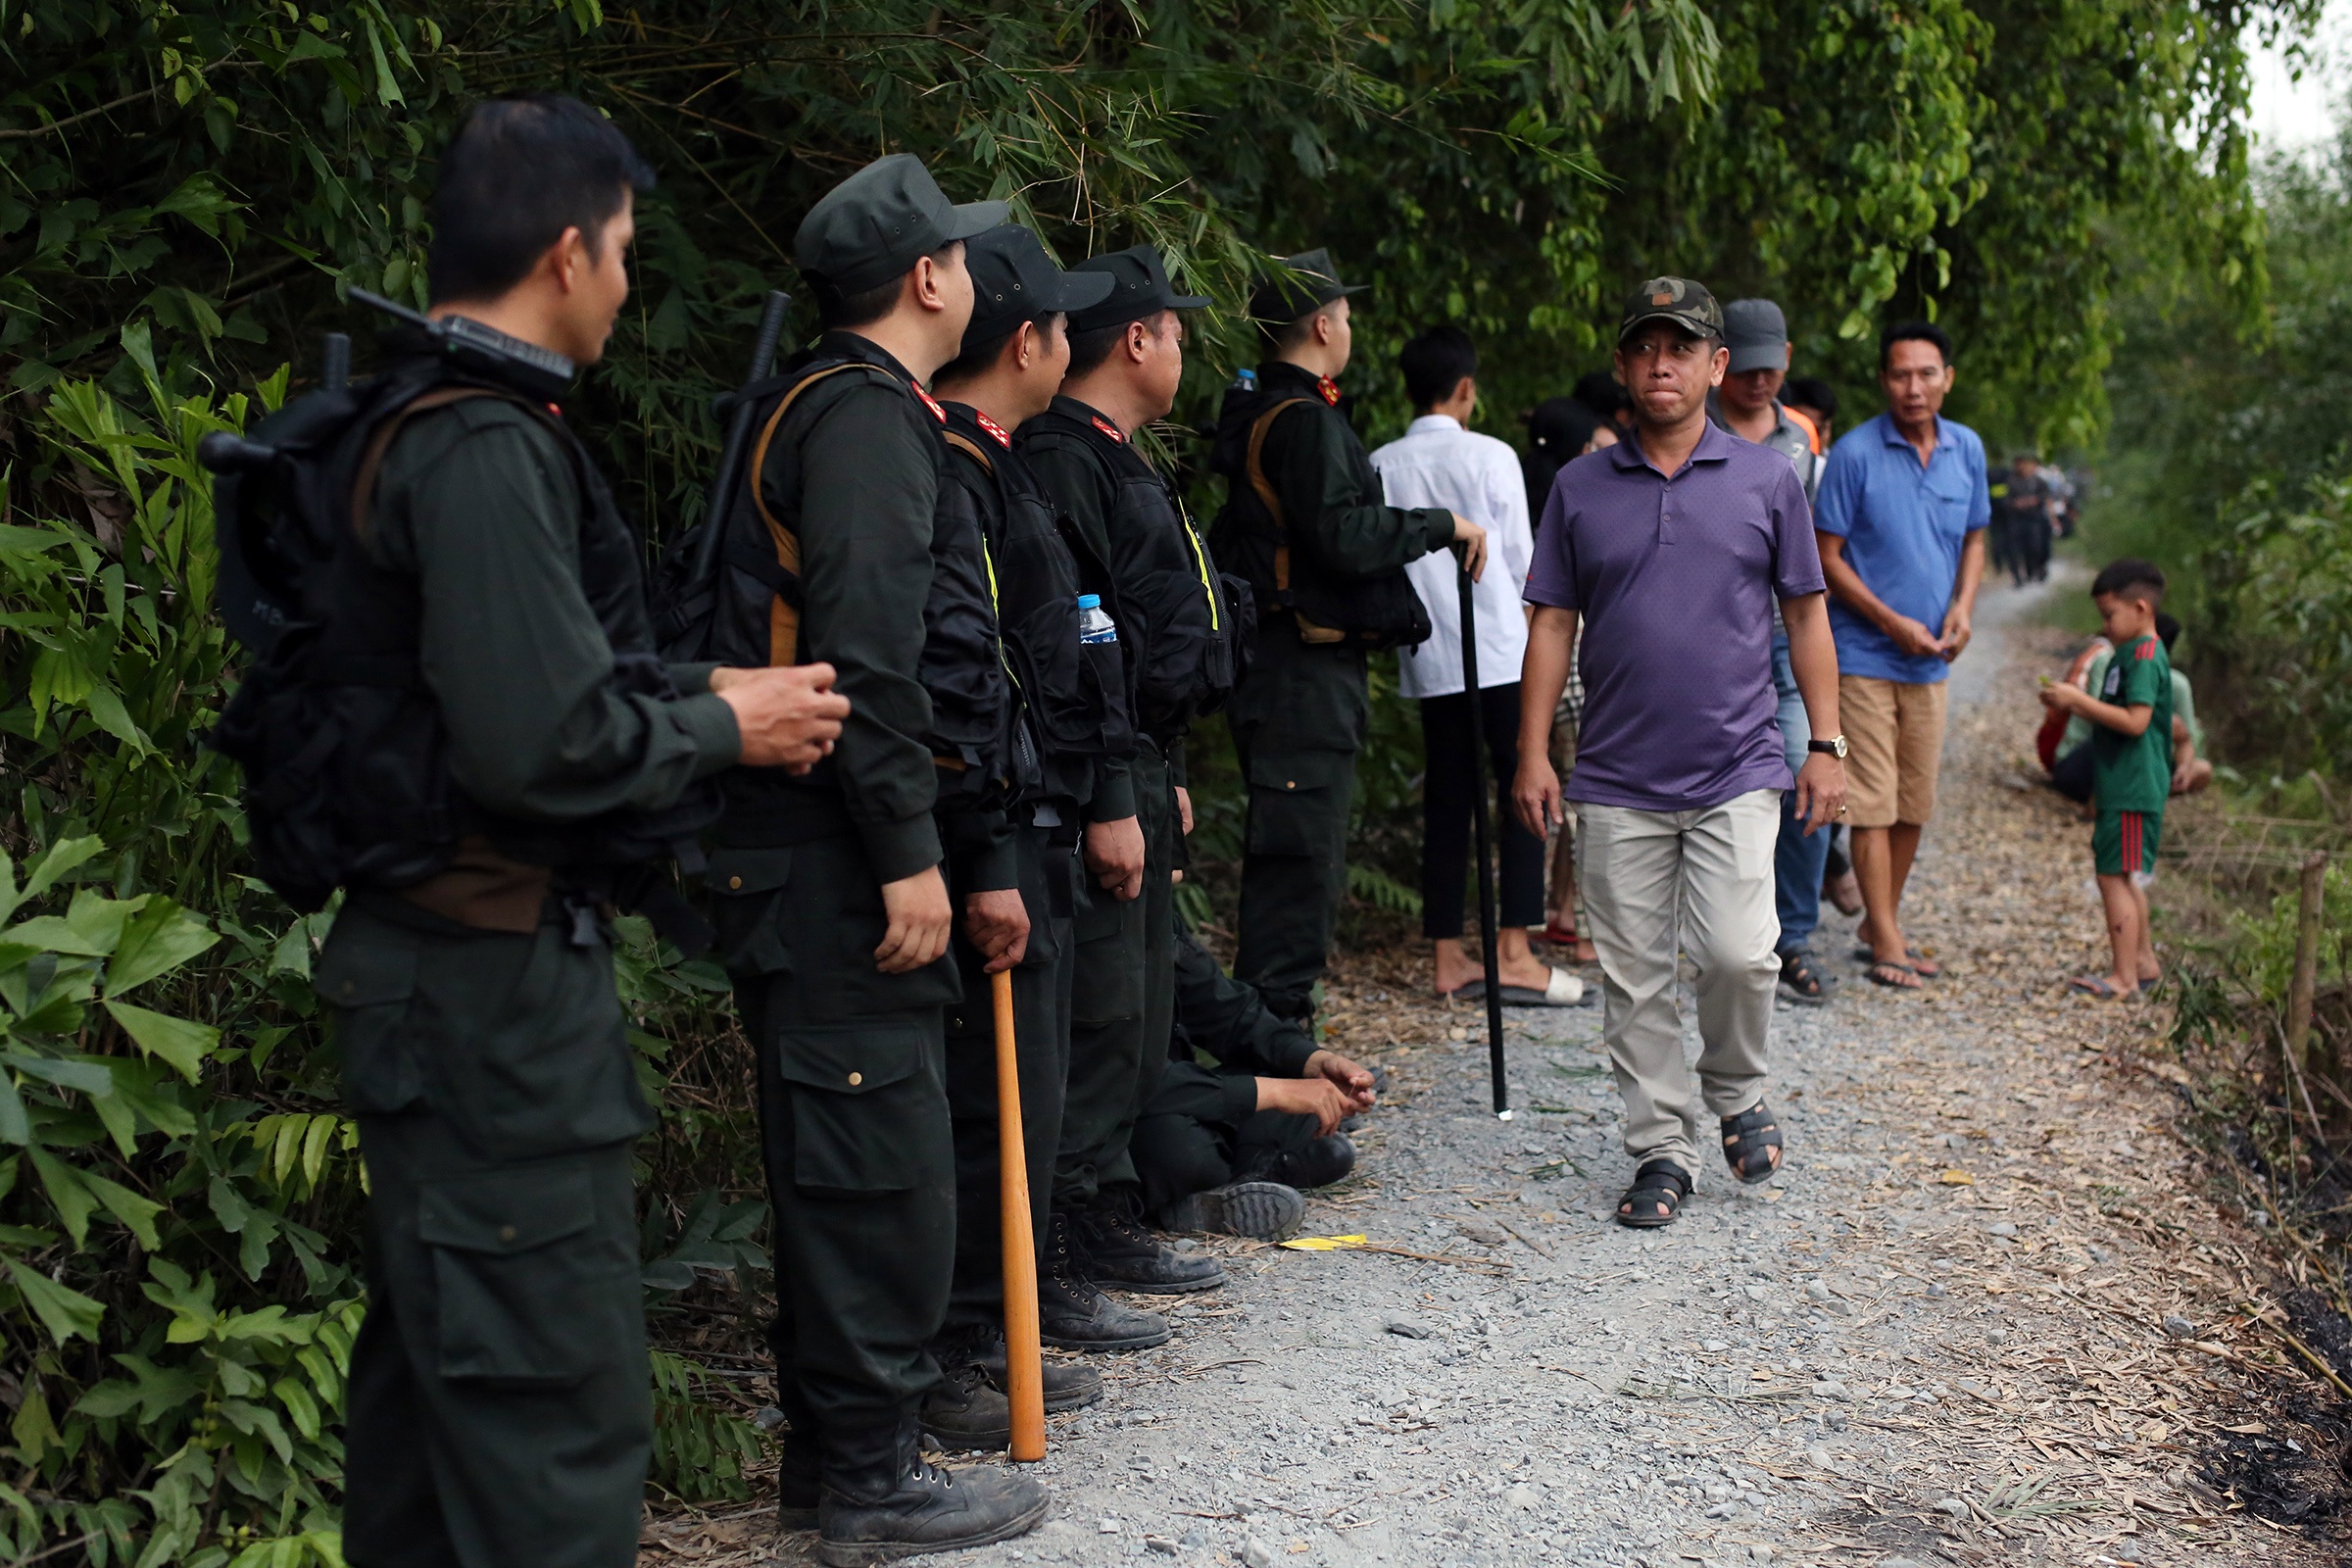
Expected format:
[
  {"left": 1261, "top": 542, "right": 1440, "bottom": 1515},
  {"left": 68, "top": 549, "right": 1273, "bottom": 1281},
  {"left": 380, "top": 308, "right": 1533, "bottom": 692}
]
[
  {"left": 942, "top": 429, "right": 997, "bottom": 474},
  {"left": 349, "top": 385, "right": 513, "bottom": 541},
  {"left": 745, "top": 362, "right": 892, "bottom": 666},
  {"left": 1245, "top": 398, "right": 1315, "bottom": 593}
]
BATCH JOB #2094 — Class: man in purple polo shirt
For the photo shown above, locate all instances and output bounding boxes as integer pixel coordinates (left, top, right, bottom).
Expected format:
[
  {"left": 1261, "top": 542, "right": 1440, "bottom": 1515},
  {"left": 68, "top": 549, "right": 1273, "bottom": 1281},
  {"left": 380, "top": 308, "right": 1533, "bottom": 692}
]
[{"left": 1512, "top": 276, "right": 1848, "bottom": 1230}]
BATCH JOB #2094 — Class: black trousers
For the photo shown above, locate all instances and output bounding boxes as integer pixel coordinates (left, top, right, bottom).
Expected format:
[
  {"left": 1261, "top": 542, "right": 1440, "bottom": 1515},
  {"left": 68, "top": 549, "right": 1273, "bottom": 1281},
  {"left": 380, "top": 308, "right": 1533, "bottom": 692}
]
[
  {"left": 710, "top": 831, "right": 960, "bottom": 1472},
  {"left": 319, "top": 900, "right": 656, "bottom": 1568},
  {"left": 1058, "top": 746, "right": 1176, "bottom": 1208},
  {"left": 1132, "top": 1059, "right": 1318, "bottom": 1216},
  {"left": 943, "top": 823, "right": 1075, "bottom": 1334},
  {"left": 1419, "top": 681, "right": 1545, "bottom": 940}
]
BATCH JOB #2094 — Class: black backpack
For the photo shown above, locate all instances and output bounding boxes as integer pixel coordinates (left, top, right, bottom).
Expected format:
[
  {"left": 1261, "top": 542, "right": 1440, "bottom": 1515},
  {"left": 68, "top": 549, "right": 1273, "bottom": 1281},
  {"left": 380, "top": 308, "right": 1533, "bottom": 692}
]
[
  {"left": 1207, "top": 389, "right": 1433, "bottom": 652},
  {"left": 201, "top": 305, "right": 718, "bottom": 915},
  {"left": 656, "top": 344, "right": 1015, "bottom": 809},
  {"left": 1016, "top": 407, "right": 1250, "bottom": 741}
]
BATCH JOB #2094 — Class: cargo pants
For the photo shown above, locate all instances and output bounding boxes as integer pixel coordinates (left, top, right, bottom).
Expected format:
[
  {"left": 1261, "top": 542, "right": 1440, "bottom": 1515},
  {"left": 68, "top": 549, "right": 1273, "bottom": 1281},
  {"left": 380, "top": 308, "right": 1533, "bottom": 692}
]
[
  {"left": 710, "top": 831, "right": 959, "bottom": 1475},
  {"left": 318, "top": 898, "right": 654, "bottom": 1568},
  {"left": 1230, "top": 632, "right": 1370, "bottom": 1023}
]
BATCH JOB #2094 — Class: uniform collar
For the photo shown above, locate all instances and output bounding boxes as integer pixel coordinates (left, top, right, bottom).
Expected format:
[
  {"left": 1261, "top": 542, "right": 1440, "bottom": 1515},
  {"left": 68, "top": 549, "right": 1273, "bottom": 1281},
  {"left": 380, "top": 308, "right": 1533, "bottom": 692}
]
[
  {"left": 816, "top": 330, "right": 944, "bottom": 421},
  {"left": 941, "top": 399, "right": 1014, "bottom": 449},
  {"left": 1406, "top": 414, "right": 1463, "bottom": 436},
  {"left": 1258, "top": 361, "right": 1342, "bottom": 404},
  {"left": 1049, "top": 393, "right": 1128, "bottom": 444}
]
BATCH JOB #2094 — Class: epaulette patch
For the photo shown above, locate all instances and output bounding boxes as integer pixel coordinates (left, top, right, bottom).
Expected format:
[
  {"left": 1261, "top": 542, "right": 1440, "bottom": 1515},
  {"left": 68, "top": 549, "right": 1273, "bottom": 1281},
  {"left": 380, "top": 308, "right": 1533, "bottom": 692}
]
[
  {"left": 914, "top": 385, "right": 949, "bottom": 423},
  {"left": 1090, "top": 415, "right": 1127, "bottom": 444},
  {"left": 976, "top": 410, "right": 1012, "bottom": 448},
  {"left": 1316, "top": 375, "right": 1342, "bottom": 406}
]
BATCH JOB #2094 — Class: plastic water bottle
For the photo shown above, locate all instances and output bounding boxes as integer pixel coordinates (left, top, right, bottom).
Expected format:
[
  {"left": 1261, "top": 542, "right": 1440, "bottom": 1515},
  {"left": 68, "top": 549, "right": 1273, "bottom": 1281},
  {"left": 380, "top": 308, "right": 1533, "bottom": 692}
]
[
  {"left": 1077, "top": 594, "right": 1118, "bottom": 645},
  {"left": 1232, "top": 368, "right": 1257, "bottom": 393}
]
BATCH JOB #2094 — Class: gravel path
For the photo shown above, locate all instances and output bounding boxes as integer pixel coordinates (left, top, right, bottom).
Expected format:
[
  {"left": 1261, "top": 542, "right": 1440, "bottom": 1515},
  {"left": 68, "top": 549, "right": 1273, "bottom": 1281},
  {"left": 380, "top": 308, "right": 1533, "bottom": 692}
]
[{"left": 655, "top": 579, "right": 2329, "bottom": 1568}]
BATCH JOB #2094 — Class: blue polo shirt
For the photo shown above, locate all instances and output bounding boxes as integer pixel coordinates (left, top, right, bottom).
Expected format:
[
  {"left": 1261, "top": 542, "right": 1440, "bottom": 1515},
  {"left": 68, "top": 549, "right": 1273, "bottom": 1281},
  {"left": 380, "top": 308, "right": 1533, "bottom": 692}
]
[{"left": 1812, "top": 412, "right": 1990, "bottom": 684}]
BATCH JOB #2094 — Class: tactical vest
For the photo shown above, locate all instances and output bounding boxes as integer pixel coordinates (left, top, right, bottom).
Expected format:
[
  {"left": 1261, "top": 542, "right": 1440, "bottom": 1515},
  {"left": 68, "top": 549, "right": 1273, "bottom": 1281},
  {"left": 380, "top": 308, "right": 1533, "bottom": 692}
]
[
  {"left": 1207, "top": 383, "right": 1433, "bottom": 653},
  {"left": 209, "top": 358, "right": 719, "bottom": 915},
  {"left": 939, "top": 407, "right": 1134, "bottom": 805},
  {"left": 712, "top": 344, "right": 1015, "bottom": 816},
  {"left": 1017, "top": 406, "right": 1248, "bottom": 742}
]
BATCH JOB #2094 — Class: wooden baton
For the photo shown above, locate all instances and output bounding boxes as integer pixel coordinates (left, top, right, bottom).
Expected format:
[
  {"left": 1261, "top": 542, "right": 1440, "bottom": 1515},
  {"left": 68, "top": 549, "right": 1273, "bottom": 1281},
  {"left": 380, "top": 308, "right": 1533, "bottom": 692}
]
[{"left": 993, "top": 968, "right": 1047, "bottom": 1460}]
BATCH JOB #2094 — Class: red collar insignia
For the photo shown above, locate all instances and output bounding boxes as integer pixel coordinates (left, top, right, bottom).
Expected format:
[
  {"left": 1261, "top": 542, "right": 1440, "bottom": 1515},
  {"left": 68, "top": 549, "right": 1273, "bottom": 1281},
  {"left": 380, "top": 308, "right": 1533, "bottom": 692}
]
[
  {"left": 1316, "top": 375, "right": 1342, "bottom": 406},
  {"left": 1089, "top": 414, "right": 1127, "bottom": 444},
  {"left": 914, "top": 385, "right": 948, "bottom": 423},
  {"left": 976, "top": 410, "right": 1012, "bottom": 448}
]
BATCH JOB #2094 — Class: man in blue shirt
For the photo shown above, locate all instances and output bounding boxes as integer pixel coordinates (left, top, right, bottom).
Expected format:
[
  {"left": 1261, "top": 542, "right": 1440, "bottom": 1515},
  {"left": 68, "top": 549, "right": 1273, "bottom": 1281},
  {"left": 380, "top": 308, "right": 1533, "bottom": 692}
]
[{"left": 1812, "top": 320, "right": 1989, "bottom": 990}]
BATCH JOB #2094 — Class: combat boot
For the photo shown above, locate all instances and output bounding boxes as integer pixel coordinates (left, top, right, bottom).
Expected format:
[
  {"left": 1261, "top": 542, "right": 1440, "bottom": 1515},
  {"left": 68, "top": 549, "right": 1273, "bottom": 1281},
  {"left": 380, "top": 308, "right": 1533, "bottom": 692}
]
[
  {"left": 1159, "top": 1179, "right": 1305, "bottom": 1242},
  {"left": 1070, "top": 1187, "right": 1226, "bottom": 1294},
  {"left": 1039, "top": 1210, "right": 1170, "bottom": 1350},
  {"left": 818, "top": 1415, "right": 1048, "bottom": 1566},
  {"left": 918, "top": 1358, "right": 1012, "bottom": 1452},
  {"left": 1243, "top": 1133, "right": 1355, "bottom": 1192},
  {"left": 963, "top": 1329, "right": 1106, "bottom": 1411}
]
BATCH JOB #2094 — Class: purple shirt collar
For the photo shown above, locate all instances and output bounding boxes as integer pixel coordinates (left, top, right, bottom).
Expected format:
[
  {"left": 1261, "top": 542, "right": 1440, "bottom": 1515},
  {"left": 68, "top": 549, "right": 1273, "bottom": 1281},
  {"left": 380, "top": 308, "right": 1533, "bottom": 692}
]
[{"left": 1607, "top": 417, "right": 1739, "bottom": 479}]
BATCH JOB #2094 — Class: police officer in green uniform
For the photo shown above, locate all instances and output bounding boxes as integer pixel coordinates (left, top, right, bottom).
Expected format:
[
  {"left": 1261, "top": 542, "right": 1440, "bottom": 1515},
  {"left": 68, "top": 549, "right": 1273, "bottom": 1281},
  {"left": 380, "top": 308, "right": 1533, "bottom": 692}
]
[
  {"left": 709, "top": 154, "right": 1047, "bottom": 1562},
  {"left": 1020, "top": 246, "right": 1238, "bottom": 1336},
  {"left": 925, "top": 223, "right": 1127, "bottom": 1436},
  {"left": 1210, "top": 248, "right": 1486, "bottom": 1025},
  {"left": 308, "top": 98, "right": 850, "bottom": 1568}
]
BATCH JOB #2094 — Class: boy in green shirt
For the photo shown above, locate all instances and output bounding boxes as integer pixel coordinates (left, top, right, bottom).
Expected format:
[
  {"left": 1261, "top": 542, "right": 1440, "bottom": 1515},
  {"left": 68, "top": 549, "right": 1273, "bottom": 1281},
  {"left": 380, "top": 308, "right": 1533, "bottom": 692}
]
[{"left": 2038, "top": 560, "right": 2173, "bottom": 999}]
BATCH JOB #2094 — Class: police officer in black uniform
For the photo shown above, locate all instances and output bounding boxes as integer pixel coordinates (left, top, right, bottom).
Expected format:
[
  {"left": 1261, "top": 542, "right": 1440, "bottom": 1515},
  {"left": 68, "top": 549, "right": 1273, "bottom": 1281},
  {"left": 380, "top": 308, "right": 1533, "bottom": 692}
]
[
  {"left": 925, "top": 223, "right": 1129, "bottom": 1435},
  {"left": 1020, "top": 246, "right": 1241, "bottom": 1335},
  {"left": 709, "top": 154, "right": 1047, "bottom": 1563},
  {"left": 305, "top": 98, "right": 849, "bottom": 1568},
  {"left": 1211, "top": 248, "right": 1485, "bottom": 1025}
]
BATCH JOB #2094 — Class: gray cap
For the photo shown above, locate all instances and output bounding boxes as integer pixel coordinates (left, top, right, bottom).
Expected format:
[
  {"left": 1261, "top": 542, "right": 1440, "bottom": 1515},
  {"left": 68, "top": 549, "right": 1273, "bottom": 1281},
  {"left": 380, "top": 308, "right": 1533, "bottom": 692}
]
[
  {"left": 1065, "top": 245, "right": 1209, "bottom": 334},
  {"left": 1722, "top": 298, "right": 1790, "bottom": 374},
  {"left": 962, "top": 225, "right": 1115, "bottom": 349},
  {"left": 795, "top": 153, "right": 1008, "bottom": 295}
]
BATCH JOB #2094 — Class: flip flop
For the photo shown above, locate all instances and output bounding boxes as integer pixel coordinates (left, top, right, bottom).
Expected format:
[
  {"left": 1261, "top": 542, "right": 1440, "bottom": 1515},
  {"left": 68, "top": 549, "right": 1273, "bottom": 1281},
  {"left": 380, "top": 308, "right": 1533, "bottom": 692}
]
[
  {"left": 1850, "top": 943, "right": 1941, "bottom": 978},
  {"left": 1454, "top": 969, "right": 1591, "bottom": 1007},
  {"left": 2069, "top": 976, "right": 2128, "bottom": 1000}
]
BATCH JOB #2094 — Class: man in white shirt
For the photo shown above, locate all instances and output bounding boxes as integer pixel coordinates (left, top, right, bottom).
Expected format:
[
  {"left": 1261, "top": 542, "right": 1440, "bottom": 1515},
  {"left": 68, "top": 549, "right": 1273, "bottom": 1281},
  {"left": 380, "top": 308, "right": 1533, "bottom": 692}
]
[{"left": 1372, "top": 326, "right": 1580, "bottom": 1004}]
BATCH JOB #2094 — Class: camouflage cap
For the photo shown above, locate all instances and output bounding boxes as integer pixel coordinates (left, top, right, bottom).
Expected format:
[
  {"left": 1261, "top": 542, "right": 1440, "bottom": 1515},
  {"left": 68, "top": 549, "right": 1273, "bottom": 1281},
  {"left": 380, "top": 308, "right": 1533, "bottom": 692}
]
[{"left": 1617, "top": 275, "right": 1724, "bottom": 345}]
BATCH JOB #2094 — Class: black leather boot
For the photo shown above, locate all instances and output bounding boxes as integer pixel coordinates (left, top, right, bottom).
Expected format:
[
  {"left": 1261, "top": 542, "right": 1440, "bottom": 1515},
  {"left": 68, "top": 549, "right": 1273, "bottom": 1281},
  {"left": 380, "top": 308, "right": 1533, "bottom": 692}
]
[
  {"left": 918, "top": 1347, "right": 1012, "bottom": 1451},
  {"left": 1038, "top": 1210, "right": 1170, "bottom": 1350},
  {"left": 1244, "top": 1133, "right": 1356, "bottom": 1191},
  {"left": 964, "top": 1329, "right": 1106, "bottom": 1411},
  {"left": 817, "top": 1413, "right": 1049, "bottom": 1565},
  {"left": 1158, "top": 1179, "right": 1305, "bottom": 1241},
  {"left": 1069, "top": 1187, "right": 1226, "bottom": 1294}
]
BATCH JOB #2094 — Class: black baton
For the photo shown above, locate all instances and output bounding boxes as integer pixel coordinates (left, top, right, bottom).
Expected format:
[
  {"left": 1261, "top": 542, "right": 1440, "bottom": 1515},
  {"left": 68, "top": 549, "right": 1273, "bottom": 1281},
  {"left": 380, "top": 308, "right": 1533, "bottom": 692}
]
[{"left": 1457, "top": 551, "right": 1510, "bottom": 1120}]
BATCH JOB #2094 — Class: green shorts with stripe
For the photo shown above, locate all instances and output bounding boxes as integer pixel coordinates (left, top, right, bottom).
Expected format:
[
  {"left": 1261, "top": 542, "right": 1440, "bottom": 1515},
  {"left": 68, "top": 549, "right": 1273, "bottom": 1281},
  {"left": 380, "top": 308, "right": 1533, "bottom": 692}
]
[{"left": 2093, "top": 807, "right": 2162, "bottom": 879}]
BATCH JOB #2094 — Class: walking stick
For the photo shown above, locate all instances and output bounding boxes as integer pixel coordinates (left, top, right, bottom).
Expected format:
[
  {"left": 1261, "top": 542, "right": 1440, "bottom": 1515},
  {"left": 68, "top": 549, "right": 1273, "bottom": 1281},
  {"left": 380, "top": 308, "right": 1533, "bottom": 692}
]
[
  {"left": 1457, "top": 554, "right": 1512, "bottom": 1121},
  {"left": 992, "top": 969, "right": 1047, "bottom": 1459}
]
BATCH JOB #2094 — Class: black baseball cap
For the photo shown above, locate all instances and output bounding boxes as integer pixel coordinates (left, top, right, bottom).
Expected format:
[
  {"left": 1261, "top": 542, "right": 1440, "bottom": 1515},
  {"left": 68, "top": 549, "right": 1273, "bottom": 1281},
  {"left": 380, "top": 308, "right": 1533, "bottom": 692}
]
[
  {"left": 795, "top": 153, "right": 1008, "bottom": 295},
  {"left": 960, "top": 225, "right": 1115, "bottom": 349},
  {"left": 1065, "top": 245, "right": 1208, "bottom": 334},
  {"left": 1722, "top": 298, "right": 1790, "bottom": 373},
  {"left": 1617, "top": 275, "right": 1725, "bottom": 344},
  {"left": 1249, "top": 246, "right": 1368, "bottom": 324}
]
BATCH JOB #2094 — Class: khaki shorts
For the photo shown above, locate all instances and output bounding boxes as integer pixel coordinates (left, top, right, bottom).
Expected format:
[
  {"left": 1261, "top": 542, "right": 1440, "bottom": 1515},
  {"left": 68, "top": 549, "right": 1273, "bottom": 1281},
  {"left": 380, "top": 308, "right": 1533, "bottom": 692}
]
[{"left": 1840, "top": 674, "right": 1947, "bottom": 827}]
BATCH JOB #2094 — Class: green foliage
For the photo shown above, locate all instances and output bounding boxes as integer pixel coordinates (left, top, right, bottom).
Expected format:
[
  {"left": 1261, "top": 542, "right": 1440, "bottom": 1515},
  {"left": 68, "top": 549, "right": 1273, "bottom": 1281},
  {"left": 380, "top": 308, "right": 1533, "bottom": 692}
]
[
  {"left": 2092, "top": 125, "right": 2352, "bottom": 776},
  {"left": 0, "top": 0, "right": 2315, "bottom": 1557},
  {"left": 647, "top": 1350, "right": 763, "bottom": 1505},
  {"left": 2228, "top": 859, "right": 2352, "bottom": 1009}
]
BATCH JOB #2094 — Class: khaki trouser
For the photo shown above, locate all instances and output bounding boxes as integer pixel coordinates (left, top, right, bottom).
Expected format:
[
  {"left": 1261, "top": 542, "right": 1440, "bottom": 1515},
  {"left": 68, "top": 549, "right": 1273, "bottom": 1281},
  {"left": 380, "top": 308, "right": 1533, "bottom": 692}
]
[{"left": 1576, "top": 789, "right": 1782, "bottom": 1178}]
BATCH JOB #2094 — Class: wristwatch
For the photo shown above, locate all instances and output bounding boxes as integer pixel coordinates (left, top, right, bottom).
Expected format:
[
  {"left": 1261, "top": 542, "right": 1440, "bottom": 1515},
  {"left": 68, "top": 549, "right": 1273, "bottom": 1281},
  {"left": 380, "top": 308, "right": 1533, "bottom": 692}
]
[{"left": 1807, "top": 734, "right": 1849, "bottom": 760}]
